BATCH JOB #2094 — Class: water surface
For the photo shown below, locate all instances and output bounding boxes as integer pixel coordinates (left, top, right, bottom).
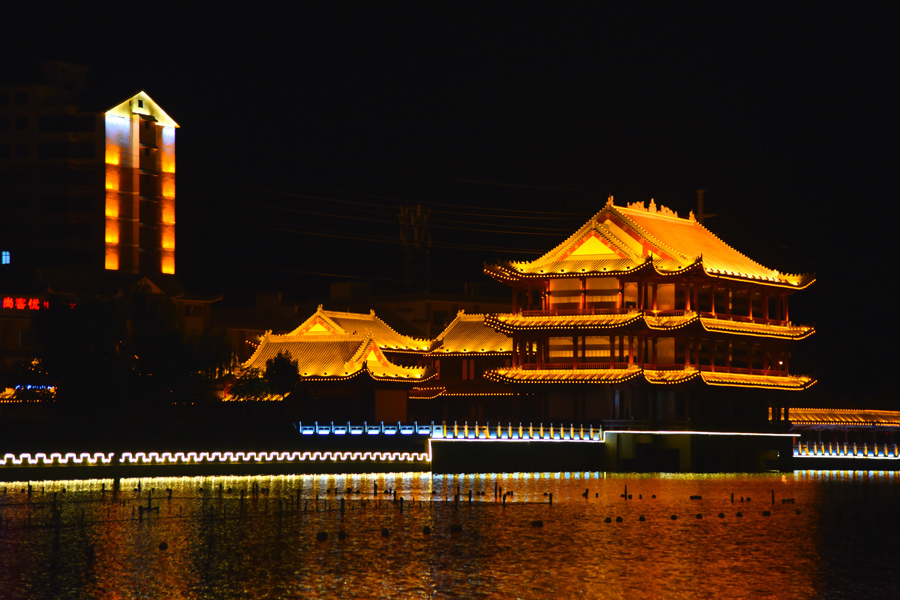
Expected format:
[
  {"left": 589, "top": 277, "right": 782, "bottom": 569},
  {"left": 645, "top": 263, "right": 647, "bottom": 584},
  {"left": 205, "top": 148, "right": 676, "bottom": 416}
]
[{"left": 1, "top": 471, "right": 898, "bottom": 599}]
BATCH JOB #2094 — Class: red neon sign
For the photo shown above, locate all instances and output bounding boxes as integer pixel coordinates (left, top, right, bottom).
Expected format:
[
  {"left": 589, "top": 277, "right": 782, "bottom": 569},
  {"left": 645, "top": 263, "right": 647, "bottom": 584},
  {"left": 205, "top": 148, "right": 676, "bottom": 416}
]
[{"left": 2, "top": 297, "right": 48, "bottom": 311}]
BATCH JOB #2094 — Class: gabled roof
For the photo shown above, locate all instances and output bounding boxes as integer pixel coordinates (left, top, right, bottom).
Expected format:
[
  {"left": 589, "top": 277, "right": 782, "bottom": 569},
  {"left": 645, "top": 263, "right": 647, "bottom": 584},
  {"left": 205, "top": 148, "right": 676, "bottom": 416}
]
[
  {"left": 287, "top": 306, "right": 430, "bottom": 352},
  {"left": 242, "top": 331, "right": 430, "bottom": 382},
  {"left": 428, "top": 311, "right": 511, "bottom": 355},
  {"left": 486, "top": 197, "right": 814, "bottom": 289},
  {"left": 105, "top": 91, "right": 179, "bottom": 128}
]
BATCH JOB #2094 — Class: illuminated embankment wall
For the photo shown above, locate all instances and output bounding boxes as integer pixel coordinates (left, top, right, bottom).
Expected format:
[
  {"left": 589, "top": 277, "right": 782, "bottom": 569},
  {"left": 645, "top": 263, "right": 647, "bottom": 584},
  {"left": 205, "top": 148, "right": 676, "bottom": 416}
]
[{"left": 0, "top": 422, "right": 841, "bottom": 479}]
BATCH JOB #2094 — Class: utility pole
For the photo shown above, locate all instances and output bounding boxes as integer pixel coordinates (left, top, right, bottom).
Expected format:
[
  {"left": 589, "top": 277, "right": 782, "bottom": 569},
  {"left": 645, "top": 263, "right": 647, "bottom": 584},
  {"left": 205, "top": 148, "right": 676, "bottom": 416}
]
[{"left": 696, "top": 189, "right": 716, "bottom": 224}]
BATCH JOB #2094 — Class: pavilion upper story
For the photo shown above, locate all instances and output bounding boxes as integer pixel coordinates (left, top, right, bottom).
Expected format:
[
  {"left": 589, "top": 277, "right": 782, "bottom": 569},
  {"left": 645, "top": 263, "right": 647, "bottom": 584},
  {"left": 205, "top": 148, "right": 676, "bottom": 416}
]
[
  {"left": 483, "top": 197, "right": 816, "bottom": 392},
  {"left": 485, "top": 197, "right": 814, "bottom": 326}
]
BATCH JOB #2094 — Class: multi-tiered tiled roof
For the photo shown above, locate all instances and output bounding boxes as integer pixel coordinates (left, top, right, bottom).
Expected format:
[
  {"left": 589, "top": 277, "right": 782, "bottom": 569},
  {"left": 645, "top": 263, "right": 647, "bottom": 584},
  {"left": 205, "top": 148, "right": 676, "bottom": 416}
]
[
  {"left": 486, "top": 197, "right": 815, "bottom": 289},
  {"left": 243, "top": 306, "right": 432, "bottom": 382}
]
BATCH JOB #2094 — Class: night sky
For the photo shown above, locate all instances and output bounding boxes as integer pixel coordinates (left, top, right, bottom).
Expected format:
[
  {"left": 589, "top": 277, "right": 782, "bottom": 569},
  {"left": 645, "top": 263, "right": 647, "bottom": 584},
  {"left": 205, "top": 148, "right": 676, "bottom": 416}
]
[{"left": 4, "top": 7, "right": 896, "bottom": 404}]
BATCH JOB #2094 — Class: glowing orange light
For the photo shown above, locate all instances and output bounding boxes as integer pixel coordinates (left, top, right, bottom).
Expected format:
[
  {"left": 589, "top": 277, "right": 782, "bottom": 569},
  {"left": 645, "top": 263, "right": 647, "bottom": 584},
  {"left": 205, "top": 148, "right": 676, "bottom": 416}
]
[
  {"left": 162, "top": 178, "right": 175, "bottom": 198},
  {"left": 105, "top": 220, "right": 119, "bottom": 244},
  {"left": 161, "top": 228, "right": 175, "bottom": 250},
  {"left": 105, "top": 169, "right": 118, "bottom": 191},
  {"left": 105, "top": 197, "right": 119, "bottom": 218},
  {"left": 105, "top": 149, "right": 120, "bottom": 165},
  {"left": 161, "top": 253, "right": 175, "bottom": 274},
  {"left": 160, "top": 201, "right": 175, "bottom": 224},
  {"left": 105, "top": 246, "right": 119, "bottom": 270}
]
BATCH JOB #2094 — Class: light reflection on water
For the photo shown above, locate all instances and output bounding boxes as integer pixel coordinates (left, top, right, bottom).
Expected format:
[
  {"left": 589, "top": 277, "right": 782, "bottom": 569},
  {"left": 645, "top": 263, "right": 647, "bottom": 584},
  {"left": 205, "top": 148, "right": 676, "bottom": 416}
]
[{"left": 0, "top": 471, "right": 898, "bottom": 599}]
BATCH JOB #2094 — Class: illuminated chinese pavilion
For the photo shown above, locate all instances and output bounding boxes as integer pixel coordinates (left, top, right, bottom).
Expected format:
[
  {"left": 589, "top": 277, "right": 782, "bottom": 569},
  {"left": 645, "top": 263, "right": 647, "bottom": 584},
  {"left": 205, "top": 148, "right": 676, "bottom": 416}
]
[
  {"left": 242, "top": 306, "right": 433, "bottom": 422},
  {"left": 483, "top": 197, "right": 816, "bottom": 430}
]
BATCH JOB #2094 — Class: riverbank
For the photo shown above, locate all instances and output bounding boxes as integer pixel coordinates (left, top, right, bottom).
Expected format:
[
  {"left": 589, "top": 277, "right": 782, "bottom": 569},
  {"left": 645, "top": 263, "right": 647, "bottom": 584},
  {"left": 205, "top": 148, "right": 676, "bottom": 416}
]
[{"left": 0, "top": 427, "right": 810, "bottom": 481}]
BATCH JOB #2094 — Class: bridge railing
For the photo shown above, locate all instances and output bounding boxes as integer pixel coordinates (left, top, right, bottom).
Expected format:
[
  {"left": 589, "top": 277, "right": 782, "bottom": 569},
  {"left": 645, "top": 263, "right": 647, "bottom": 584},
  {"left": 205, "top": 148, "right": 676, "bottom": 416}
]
[
  {"left": 297, "top": 421, "right": 605, "bottom": 441},
  {"left": 792, "top": 440, "right": 900, "bottom": 459}
]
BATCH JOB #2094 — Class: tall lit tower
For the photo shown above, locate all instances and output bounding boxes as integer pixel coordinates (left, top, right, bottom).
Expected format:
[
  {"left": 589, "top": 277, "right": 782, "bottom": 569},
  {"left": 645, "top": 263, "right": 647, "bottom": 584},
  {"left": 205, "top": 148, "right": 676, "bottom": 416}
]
[
  {"left": 104, "top": 92, "right": 179, "bottom": 274},
  {"left": 0, "top": 63, "right": 179, "bottom": 277}
]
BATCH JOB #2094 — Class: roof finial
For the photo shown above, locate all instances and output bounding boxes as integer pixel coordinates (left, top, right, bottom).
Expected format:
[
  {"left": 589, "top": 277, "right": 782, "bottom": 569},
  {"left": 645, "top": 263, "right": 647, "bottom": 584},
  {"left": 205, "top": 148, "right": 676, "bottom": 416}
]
[
  {"left": 648, "top": 198, "right": 657, "bottom": 213},
  {"left": 606, "top": 194, "right": 614, "bottom": 206}
]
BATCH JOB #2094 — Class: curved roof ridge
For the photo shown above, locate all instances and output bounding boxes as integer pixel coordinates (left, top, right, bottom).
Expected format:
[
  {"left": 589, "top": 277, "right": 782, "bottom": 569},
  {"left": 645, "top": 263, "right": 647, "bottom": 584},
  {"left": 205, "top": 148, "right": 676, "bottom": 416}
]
[
  {"left": 330, "top": 307, "right": 430, "bottom": 344},
  {"left": 612, "top": 201, "right": 808, "bottom": 285},
  {"left": 687, "top": 219, "right": 780, "bottom": 279},
  {"left": 527, "top": 213, "right": 607, "bottom": 265},
  {"left": 241, "top": 330, "right": 272, "bottom": 369},
  {"left": 606, "top": 204, "right": 691, "bottom": 264},
  {"left": 347, "top": 333, "right": 376, "bottom": 365}
]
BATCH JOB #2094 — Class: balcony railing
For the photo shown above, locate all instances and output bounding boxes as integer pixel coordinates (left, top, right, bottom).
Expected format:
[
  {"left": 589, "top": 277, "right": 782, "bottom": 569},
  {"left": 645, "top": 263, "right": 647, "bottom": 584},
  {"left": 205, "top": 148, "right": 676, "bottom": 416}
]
[
  {"left": 520, "top": 362, "right": 633, "bottom": 370},
  {"left": 520, "top": 308, "right": 632, "bottom": 317},
  {"left": 514, "top": 362, "right": 789, "bottom": 376},
  {"left": 698, "top": 311, "right": 790, "bottom": 327}
]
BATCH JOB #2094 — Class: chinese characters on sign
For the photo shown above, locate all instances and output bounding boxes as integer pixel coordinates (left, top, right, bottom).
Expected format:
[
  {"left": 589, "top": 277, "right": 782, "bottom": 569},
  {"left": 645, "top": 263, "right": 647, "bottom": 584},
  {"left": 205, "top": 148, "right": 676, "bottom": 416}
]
[{"left": 1, "top": 297, "right": 49, "bottom": 311}]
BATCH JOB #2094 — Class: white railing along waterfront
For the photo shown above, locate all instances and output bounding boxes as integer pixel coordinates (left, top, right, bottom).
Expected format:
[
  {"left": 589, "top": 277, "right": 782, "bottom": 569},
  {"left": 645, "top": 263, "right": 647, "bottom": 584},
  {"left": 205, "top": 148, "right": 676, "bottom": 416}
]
[
  {"left": 297, "top": 420, "right": 604, "bottom": 441},
  {"left": 792, "top": 440, "right": 900, "bottom": 459}
]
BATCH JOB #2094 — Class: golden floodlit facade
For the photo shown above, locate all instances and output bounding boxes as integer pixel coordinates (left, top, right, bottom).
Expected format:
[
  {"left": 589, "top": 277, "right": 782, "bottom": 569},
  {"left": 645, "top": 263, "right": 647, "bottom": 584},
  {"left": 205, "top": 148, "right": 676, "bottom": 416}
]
[
  {"left": 483, "top": 197, "right": 816, "bottom": 430},
  {"left": 242, "top": 306, "right": 433, "bottom": 422}
]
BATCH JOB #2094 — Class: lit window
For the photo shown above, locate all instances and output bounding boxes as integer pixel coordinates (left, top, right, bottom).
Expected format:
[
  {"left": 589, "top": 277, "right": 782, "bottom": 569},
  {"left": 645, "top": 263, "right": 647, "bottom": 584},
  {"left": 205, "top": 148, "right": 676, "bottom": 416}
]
[{"left": 1, "top": 251, "right": 9, "bottom": 265}]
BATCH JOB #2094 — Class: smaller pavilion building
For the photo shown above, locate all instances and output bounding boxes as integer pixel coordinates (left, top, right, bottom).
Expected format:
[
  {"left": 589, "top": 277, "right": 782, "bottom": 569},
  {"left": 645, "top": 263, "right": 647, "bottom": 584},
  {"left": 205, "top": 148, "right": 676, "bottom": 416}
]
[
  {"left": 241, "top": 306, "right": 433, "bottom": 422},
  {"left": 409, "top": 311, "right": 513, "bottom": 423}
]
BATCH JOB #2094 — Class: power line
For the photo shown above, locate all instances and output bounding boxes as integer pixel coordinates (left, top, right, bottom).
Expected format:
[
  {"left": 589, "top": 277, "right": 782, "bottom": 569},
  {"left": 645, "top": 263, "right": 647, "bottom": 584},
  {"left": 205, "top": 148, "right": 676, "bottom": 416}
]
[
  {"left": 192, "top": 176, "right": 588, "bottom": 219},
  {"left": 200, "top": 217, "right": 546, "bottom": 255},
  {"left": 215, "top": 197, "right": 575, "bottom": 235},
  {"left": 196, "top": 144, "right": 590, "bottom": 193}
]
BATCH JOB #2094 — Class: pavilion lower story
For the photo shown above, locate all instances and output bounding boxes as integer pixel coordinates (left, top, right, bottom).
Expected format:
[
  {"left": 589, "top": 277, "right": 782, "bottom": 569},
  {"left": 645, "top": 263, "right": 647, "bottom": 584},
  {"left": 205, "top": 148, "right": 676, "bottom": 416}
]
[{"left": 462, "top": 381, "right": 784, "bottom": 433}]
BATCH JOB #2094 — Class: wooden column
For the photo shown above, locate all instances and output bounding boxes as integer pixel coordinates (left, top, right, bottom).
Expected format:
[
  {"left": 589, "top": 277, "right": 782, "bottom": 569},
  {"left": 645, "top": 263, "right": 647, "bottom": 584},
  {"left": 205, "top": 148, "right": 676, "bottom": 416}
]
[
  {"left": 628, "top": 335, "right": 634, "bottom": 364},
  {"left": 652, "top": 282, "right": 658, "bottom": 311},
  {"left": 710, "top": 340, "right": 716, "bottom": 372},
  {"left": 726, "top": 288, "right": 732, "bottom": 317},
  {"left": 618, "top": 279, "right": 624, "bottom": 310},
  {"left": 685, "top": 338, "right": 691, "bottom": 367},
  {"left": 619, "top": 334, "right": 625, "bottom": 365},
  {"left": 710, "top": 285, "right": 716, "bottom": 314},
  {"left": 748, "top": 289, "right": 753, "bottom": 319},
  {"left": 580, "top": 277, "right": 586, "bottom": 310},
  {"left": 685, "top": 283, "right": 692, "bottom": 311},
  {"left": 763, "top": 291, "right": 769, "bottom": 321},
  {"left": 651, "top": 337, "right": 657, "bottom": 366},
  {"left": 727, "top": 341, "right": 732, "bottom": 372},
  {"left": 783, "top": 293, "right": 789, "bottom": 323}
]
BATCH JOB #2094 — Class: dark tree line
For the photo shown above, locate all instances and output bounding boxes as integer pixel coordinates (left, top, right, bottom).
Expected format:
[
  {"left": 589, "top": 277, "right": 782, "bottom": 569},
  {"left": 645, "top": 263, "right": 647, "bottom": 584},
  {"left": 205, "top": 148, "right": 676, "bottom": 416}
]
[
  {"left": 24, "top": 284, "right": 232, "bottom": 413},
  {"left": 227, "top": 351, "right": 299, "bottom": 401}
]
